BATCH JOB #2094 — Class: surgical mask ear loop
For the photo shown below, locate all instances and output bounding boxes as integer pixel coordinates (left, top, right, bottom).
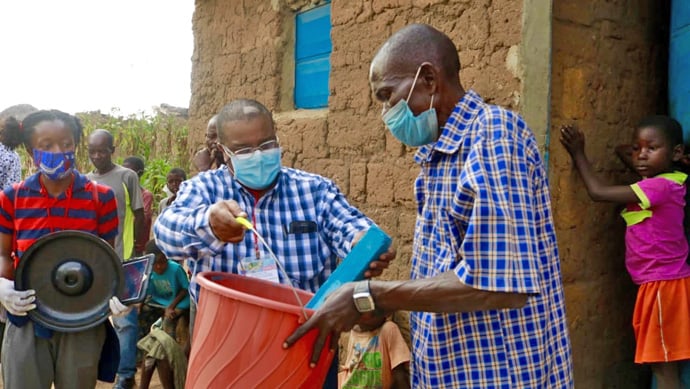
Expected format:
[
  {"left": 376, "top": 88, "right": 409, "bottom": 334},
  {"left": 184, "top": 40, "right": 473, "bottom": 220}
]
[
  {"left": 406, "top": 65, "right": 424, "bottom": 102},
  {"left": 219, "top": 143, "right": 237, "bottom": 176}
]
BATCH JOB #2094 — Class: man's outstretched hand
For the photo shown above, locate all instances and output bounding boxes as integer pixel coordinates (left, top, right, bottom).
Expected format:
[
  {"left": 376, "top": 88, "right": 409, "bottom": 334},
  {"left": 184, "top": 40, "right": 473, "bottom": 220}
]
[{"left": 283, "top": 283, "right": 361, "bottom": 367}]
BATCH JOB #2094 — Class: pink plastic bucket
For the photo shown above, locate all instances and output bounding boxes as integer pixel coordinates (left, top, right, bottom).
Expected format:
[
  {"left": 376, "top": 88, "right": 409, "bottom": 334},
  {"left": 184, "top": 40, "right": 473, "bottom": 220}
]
[{"left": 186, "top": 272, "right": 333, "bottom": 388}]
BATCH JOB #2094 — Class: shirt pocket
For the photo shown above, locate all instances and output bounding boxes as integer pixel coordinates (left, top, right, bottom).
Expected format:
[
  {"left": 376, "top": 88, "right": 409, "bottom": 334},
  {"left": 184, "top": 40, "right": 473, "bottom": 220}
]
[
  {"left": 432, "top": 209, "right": 462, "bottom": 274},
  {"left": 280, "top": 227, "right": 323, "bottom": 286}
]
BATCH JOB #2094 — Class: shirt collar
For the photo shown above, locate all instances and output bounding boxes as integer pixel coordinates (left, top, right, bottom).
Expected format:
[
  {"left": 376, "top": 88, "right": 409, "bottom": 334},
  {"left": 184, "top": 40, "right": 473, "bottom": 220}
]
[
  {"left": 24, "top": 170, "right": 88, "bottom": 194},
  {"left": 414, "top": 89, "right": 485, "bottom": 164},
  {"left": 223, "top": 165, "right": 284, "bottom": 200}
]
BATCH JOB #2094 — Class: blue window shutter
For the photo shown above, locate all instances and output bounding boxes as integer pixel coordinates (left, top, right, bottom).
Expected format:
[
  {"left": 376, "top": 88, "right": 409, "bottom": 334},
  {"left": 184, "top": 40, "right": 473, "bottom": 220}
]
[
  {"left": 670, "top": 0, "right": 690, "bottom": 141},
  {"left": 295, "top": 4, "right": 331, "bottom": 109}
]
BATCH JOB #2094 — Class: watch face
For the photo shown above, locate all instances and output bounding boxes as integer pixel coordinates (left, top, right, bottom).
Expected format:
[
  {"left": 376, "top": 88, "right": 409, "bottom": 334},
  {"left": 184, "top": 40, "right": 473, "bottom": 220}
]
[{"left": 354, "top": 296, "right": 374, "bottom": 312}]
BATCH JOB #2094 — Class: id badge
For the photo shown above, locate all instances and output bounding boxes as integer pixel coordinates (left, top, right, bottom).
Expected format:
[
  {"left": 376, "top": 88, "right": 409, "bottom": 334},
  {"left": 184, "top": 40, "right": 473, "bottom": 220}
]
[{"left": 239, "top": 251, "right": 280, "bottom": 284}]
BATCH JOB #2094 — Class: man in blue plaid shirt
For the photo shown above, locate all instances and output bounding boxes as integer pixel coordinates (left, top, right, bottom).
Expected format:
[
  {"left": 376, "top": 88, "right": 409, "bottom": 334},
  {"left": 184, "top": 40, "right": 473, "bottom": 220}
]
[
  {"left": 286, "top": 24, "right": 574, "bottom": 388},
  {"left": 153, "top": 98, "right": 395, "bottom": 334}
]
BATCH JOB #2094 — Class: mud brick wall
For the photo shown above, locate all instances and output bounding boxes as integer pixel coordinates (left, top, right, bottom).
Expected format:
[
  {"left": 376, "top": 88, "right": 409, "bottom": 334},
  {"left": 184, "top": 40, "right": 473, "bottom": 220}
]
[
  {"left": 188, "top": 0, "right": 670, "bottom": 386},
  {"left": 188, "top": 0, "right": 523, "bottom": 283},
  {"left": 550, "top": 1, "right": 669, "bottom": 387}
]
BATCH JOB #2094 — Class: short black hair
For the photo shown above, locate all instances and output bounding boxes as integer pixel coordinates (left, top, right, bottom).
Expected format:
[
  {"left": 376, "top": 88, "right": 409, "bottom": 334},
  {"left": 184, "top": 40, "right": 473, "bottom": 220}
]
[
  {"left": 123, "top": 156, "right": 145, "bottom": 174},
  {"left": 168, "top": 167, "right": 187, "bottom": 180},
  {"left": 1, "top": 110, "right": 83, "bottom": 150},
  {"left": 216, "top": 99, "right": 273, "bottom": 141},
  {"left": 145, "top": 240, "right": 163, "bottom": 256},
  {"left": 636, "top": 115, "right": 684, "bottom": 146}
]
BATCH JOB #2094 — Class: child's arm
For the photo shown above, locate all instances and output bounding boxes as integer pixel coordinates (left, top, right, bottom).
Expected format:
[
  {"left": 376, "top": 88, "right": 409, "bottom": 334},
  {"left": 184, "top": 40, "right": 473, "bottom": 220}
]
[
  {"left": 560, "top": 125, "right": 638, "bottom": 204},
  {"left": 165, "top": 288, "right": 188, "bottom": 319},
  {"left": 380, "top": 321, "right": 411, "bottom": 389},
  {"left": 391, "top": 363, "right": 410, "bottom": 389}
]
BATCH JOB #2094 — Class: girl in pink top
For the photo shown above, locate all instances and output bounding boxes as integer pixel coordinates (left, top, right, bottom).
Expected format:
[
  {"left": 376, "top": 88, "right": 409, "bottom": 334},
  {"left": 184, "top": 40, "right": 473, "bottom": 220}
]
[{"left": 561, "top": 115, "right": 690, "bottom": 389}]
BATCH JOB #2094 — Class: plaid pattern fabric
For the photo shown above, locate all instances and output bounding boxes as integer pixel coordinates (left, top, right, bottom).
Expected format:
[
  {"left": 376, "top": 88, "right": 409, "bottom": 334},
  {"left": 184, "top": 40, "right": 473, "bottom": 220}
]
[
  {"left": 153, "top": 166, "right": 372, "bottom": 302},
  {"left": 409, "top": 90, "right": 573, "bottom": 388}
]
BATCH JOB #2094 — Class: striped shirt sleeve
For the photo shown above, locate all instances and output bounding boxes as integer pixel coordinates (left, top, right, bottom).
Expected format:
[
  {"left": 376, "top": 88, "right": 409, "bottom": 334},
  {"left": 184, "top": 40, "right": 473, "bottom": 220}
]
[
  {"left": 96, "top": 184, "right": 120, "bottom": 241},
  {"left": 0, "top": 186, "right": 15, "bottom": 235}
]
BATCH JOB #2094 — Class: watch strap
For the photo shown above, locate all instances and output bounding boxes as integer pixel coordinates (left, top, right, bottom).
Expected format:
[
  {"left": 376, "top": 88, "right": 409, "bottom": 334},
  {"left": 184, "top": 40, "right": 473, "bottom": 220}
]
[{"left": 353, "top": 280, "right": 370, "bottom": 295}]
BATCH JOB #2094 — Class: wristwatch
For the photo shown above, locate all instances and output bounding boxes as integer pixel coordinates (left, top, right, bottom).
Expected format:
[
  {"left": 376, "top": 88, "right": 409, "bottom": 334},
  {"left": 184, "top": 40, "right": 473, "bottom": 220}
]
[{"left": 352, "top": 280, "right": 376, "bottom": 313}]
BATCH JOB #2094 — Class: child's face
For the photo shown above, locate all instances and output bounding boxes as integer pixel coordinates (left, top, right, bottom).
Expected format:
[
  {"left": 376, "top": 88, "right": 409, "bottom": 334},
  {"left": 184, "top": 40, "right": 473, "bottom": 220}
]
[
  {"left": 631, "top": 126, "right": 682, "bottom": 178},
  {"left": 356, "top": 312, "right": 387, "bottom": 332},
  {"left": 152, "top": 255, "right": 168, "bottom": 275},
  {"left": 166, "top": 174, "right": 184, "bottom": 194},
  {"left": 30, "top": 120, "right": 76, "bottom": 154},
  {"left": 123, "top": 161, "right": 142, "bottom": 177}
]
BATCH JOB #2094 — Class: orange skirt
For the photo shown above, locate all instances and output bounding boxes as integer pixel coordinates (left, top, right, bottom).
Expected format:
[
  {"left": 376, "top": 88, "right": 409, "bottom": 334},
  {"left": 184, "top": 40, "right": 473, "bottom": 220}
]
[{"left": 632, "top": 276, "right": 690, "bottom": 363}]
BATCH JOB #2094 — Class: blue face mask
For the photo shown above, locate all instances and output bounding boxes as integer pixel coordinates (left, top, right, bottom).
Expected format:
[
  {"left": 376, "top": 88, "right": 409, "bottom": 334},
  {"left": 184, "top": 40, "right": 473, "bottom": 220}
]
[
  {"left": 33, "top": 149, "right": 75, "bottom": 180},
  {"left": 382, "top": 66, "right": 439, "bottom": 147},
  {"left": 229, "top": 148, "right": 282, "bottom": 190}
]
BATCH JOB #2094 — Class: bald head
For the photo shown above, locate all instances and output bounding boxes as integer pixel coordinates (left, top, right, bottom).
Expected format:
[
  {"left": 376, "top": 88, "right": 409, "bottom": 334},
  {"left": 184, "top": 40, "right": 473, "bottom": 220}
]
[
  {"left": 372, "top": 24, "right": 460, "bottom": 80},
  {"left": 216, "top": 99, "right": 272, "bottom": 131},
  {"left": 207, "top": 114, "right": 218, "bottom": 128},
  {"left": 88, "top": 128, "right": 114, "bottom": 148},
  {"left": 87, "top": 128, "right": 116, "bottom": 173}
]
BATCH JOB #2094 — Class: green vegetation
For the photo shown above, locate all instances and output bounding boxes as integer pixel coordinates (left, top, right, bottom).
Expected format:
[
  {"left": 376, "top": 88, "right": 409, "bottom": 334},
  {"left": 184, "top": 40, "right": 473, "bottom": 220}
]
[{"left": 20, "top": 110, "right": 190, "bottom": 204}]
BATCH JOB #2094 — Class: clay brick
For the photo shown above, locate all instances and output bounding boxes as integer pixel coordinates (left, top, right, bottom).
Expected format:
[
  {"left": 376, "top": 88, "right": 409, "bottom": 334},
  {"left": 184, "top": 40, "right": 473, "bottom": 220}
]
[
  {"left": 365, "top": 162, "right": 395, "bottom": 206},
  {"left": 411, "top": 0, "right": 446, "bottom": 9},
  {"left": 386, "top": 241, "right": 413, "bottom": 281},
  {"left": 396, "top": 208, "right": 417, "bottom": 244},
  {"left": 349, "top": 162, "right": 368, "bottom": 203},
  {"left": 299, "top": 158, "right": 350, "bottom": 195},
  {"left": 359, "top": 205, "right": 399, "bottom": 239},
  {"left": 488, "top": 0, "right": 522, "bottom": 47},
  {"left": 299, "top": 118, "right": 329, "bottom": 159},
  {"left": 384, "top": 130, "right": 406, "bottom": 158},
  {"left": 275, "top": 117, "right": 301, "bottom": 154},
  {"left": 456, "top": 5, "right": 490, "bottom": 51},
  {"left": 331, "top": 0, "right": 364, "bottom": 26},
  {"left": 327, "top": 111, "right": 386, "bottom": 156},
  {"left": 372, "top": 0, "right": 412, "bottom": 14},
  {"left": 392, "top": 159, "right": 418, "bottom": 205}
]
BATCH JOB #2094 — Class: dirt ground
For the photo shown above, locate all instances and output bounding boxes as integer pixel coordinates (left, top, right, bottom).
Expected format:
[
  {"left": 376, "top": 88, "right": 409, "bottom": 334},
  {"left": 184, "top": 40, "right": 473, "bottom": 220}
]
[
  {"left": 94, "top": 370, "right": 164, "bottom": 389},
  {"left": 0, "top": 367, "right": 164, "bottom": 389}
]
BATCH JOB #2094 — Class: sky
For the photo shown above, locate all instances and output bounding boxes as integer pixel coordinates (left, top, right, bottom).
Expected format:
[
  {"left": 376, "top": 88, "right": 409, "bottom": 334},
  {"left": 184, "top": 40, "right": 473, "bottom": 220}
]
[{"left": 0, "top": 1, "right": 194, "bottom": 116}]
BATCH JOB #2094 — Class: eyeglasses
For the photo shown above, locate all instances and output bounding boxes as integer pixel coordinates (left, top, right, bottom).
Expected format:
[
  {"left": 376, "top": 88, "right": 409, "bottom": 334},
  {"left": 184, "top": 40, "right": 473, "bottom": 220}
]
[{"left": 219, "top": 139, "right": 280, "bottom": 158}]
